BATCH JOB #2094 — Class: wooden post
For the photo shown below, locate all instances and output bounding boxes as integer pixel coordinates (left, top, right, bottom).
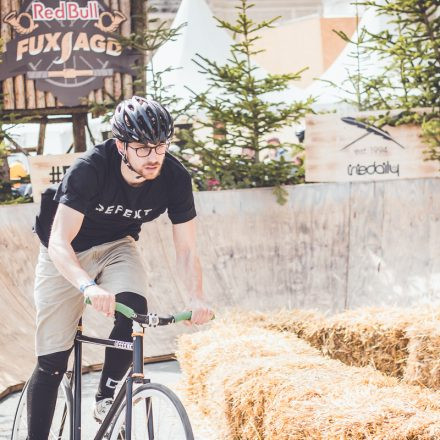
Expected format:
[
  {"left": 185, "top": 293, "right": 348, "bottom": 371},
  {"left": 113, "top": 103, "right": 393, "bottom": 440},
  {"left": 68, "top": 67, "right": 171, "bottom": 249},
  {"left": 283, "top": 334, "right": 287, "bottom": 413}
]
[
  {"left": 10, "top": 0, "right": 25, "bottom": 109},
  {"left": 37, "top": 118, "right": 47, "bottom": 155},
  {"left": 0, "top": 123, "right": 10, "bottom": 184},
  {"left": 103, "top": 0, "right": 113, "bottom": 102},
  {"left": 114, "top": 72, "right": 122, "bottom": 101},
  {"left": 25, "top": 78, "right": 36, "bottom": 110},
  {"left": 36, "top": 90, "right": 46, "bottom": 108},
  {"left": 88, "top": 90, "right": 95, "bottom": 105},
  {"left": 129, "top": 0, "right": 145, "bottom": 97},
  {"left": 112, "top": 0, "right": 122, "bottom": 101},
  {"left": 14, "top": 76, "right": 26, "bottom": 109},
  {"left": 94, "top": 88, "right": 103, "bottom": 104},
  {"left": 72, "top": 114, "right": 88, "bottom": 152},
  {"left": 0, "top": 155, "right": 10, "bottom": 184},
  {"left": 46, "top": 92, "right": 56, "bottom": 108},
  {"left": 1, "top": 0, "right": 14, "bottom": 110}
]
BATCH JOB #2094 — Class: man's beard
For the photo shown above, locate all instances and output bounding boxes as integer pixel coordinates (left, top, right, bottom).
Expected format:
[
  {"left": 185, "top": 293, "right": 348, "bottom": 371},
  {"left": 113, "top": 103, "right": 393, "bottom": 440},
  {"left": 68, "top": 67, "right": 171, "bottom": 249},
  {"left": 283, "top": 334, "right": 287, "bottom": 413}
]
[{"left": 133, "top": 161, "right": 163, "bottom": 180}]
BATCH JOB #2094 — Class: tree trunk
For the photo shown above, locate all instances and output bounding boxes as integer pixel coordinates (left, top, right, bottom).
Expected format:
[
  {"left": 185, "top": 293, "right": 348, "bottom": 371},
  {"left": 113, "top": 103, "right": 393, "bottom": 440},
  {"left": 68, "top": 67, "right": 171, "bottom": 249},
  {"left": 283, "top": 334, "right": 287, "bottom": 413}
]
[
  {"left": 0, "top": 127, "right": 11, "bottom": 183},
  {"left": 0, "top": 155, "right": 10, "bottom": 182}
]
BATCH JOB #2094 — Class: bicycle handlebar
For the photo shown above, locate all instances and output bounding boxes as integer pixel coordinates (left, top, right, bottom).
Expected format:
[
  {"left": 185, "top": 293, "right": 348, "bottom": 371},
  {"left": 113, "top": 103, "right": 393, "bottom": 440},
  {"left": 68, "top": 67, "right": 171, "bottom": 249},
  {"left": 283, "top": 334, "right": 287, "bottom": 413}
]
[{"left": 84, "top": 298, "right": 213, "bottom": 327}]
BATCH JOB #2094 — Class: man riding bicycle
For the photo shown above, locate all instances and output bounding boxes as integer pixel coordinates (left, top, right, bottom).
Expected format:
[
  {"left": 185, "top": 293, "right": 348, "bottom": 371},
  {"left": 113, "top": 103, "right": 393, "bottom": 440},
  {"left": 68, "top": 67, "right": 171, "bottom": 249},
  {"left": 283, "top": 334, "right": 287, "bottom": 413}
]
[{"left": 27, "top": 96, "right": 213, "bottom": 439}]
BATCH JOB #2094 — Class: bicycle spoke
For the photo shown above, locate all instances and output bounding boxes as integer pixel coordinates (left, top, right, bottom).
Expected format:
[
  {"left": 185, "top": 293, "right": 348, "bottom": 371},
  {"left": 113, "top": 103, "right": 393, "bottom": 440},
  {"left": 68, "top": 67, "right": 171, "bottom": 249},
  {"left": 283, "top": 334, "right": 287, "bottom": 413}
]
[{"left": 109, "top": 384, "right": 193, "bottom": 440}]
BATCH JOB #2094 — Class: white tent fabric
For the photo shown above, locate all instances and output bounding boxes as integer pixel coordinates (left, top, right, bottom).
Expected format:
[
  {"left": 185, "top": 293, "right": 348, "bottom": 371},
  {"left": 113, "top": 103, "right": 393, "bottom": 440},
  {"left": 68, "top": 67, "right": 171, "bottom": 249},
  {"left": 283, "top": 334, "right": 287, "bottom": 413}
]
[
  {"left": 323, "top": 1, "right": 368, "bottom": 17},
  {"left": 305, "top": 7, "right": 393, "bottom": 111},
  {"left": 149, "top": 0, "right": 232, "bottom": 104},
  {"left": 149, "top": 0, "right": 305, "bottom": 107}
]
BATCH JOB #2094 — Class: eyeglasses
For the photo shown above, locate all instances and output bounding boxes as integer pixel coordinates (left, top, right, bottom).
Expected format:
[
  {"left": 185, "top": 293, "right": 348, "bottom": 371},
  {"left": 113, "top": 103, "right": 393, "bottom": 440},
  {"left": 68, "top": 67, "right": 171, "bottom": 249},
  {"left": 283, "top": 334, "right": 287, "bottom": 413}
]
[{"left": 126, "top": 142, "right": 168, "bottom": 158}]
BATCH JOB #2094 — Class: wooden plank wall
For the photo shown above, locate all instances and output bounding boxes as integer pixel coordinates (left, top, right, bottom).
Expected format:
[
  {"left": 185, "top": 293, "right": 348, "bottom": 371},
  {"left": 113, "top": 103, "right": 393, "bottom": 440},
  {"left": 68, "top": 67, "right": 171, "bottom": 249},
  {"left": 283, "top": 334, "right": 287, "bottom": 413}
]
[
  {"left": 1, "top": 0, "right": 134, "bottom": 110},
  {"left": 346, "top": 179, "right": 440, "bottom": 308},
  {"left": 1, "top": 181, "right": 439, "bottom": 394}
]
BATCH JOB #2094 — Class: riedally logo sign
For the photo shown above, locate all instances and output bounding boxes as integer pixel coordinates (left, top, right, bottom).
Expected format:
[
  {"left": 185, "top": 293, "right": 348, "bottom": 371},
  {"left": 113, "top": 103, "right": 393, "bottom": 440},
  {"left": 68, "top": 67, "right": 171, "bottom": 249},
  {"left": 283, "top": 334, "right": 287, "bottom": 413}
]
[
  {"left": 304, "top": 109, "right": 438, "bottom": 183},
  {"left": 0, "top": 0, "right": 139, "bottom": 106},
  {"left": 340, "top": 116, "right": 406, "bottom": 178}
]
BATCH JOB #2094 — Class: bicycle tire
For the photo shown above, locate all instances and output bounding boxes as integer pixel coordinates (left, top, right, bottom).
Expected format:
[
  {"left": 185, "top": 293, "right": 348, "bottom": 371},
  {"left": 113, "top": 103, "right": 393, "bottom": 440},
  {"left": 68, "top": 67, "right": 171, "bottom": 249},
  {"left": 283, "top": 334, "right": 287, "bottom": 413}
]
[
  {"left": 107, "top": 382, "right": 194, "bottom": 440},
  {"left": 11, "top": 376, "right": 73, "bottom": 440}
]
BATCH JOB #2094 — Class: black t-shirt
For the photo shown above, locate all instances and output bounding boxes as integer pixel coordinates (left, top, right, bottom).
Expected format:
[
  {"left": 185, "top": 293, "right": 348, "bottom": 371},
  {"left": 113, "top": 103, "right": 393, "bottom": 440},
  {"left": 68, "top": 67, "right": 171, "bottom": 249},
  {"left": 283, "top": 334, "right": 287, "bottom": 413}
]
[{"left": 34, "top": 139, "right": 196, "bottom": 252}]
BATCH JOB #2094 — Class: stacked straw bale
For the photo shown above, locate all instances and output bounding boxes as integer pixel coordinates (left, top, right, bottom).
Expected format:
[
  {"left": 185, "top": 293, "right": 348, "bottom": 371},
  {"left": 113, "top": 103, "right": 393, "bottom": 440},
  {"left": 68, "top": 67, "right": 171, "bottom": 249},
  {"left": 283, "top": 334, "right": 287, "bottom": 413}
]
[
  {"left": 228, "top": 307, "right": 440, "bottom": 386},
  {"left": 404, "top": 314, "right": 440, "bottom": 389},
  {"left": 177, "top": 322, "right": 440, "bottom": 440},
  {"left": 227, "top": 308, "right": 326, "bottom": 337},
  {"left": 301, "top": 307, "right": 415, "bottom": 377}
]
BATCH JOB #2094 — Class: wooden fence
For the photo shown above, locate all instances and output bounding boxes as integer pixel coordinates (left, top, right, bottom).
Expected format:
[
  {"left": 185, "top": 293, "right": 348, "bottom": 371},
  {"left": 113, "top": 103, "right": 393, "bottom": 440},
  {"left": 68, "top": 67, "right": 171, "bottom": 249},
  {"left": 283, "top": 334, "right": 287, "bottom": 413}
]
[{"left": 0, "top": 180, "right": 439, "bottom": 395}]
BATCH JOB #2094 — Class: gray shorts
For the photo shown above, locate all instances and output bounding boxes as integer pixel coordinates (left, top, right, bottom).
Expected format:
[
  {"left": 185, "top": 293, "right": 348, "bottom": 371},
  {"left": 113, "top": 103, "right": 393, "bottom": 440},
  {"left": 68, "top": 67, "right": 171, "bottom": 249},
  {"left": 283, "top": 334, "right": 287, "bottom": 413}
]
[{"left": 34, "top": 236, "right": 147, "bottom": 357}]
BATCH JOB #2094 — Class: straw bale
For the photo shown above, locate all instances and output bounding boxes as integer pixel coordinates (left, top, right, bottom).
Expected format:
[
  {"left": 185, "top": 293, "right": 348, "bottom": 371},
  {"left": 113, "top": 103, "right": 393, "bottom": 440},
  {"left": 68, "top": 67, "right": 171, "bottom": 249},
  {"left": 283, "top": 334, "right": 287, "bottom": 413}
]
[
  {"left": 177, "top": 322, "right": 318, "bottom": 406},
  {"left": 227, "top": 308, "right": 326, "bottom": 337},
  {"left": 177, "top": 322, "right": 440, "bottom": 440},
  {"left": 304, "top": 307, "right": 440, "bottom": 380},
  {"left": 299, "top": 307, "right": 416, "bottom": 377},
  {"left": 226, "top": 308, "right": 412, "bottom": 376},
  {"left": 226, "top": 306, "right": 440, "bottom": 384},
  {"left": 176, "top": 323, "right": 321, "bottom": 436},
  {"left": 263, "top": 380, "right": 440, "bottom": 439},
  {"left": 250, "top": 307, "right": 437, "bottom": 377},
  {"left": 222, "top": 356, "right": 398, "bottom": 440},
  {"left": 404, "top": 318, "right": 440, "bottom": 390}
]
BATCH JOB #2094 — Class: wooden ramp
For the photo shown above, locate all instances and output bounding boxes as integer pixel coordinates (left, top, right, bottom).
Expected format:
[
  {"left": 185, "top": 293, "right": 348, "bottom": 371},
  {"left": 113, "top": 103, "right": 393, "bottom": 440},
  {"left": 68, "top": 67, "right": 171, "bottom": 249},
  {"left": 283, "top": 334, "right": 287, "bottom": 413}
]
[{"left": 1, "top": 181, "right": 440, "bottom": 397}]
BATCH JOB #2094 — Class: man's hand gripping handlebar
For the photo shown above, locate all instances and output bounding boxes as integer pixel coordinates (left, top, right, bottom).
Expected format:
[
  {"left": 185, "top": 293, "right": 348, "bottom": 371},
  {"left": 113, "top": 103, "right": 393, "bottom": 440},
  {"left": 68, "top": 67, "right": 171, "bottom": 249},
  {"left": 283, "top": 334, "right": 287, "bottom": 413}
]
[{"left": 84, "top": 297, "right": 215, "bottom": 328}]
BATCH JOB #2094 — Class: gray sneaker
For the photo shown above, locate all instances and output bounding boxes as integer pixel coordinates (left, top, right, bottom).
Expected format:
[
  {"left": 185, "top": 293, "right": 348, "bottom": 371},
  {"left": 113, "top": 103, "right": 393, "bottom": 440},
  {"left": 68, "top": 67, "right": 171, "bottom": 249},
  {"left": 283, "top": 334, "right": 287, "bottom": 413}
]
[{"left": 93, "top": 398, "right": 114, "bottom": 423}]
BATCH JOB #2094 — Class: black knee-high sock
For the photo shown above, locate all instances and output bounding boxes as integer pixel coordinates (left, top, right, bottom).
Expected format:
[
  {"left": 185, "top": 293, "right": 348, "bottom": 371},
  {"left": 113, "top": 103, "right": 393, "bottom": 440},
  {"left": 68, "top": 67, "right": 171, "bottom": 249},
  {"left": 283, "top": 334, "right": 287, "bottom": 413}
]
[
  {"left": 27, "top": 348, "right": 72, "bottom": 440},
  {"left": 96, "top": 292, "right": 147, "bottom": 401}
]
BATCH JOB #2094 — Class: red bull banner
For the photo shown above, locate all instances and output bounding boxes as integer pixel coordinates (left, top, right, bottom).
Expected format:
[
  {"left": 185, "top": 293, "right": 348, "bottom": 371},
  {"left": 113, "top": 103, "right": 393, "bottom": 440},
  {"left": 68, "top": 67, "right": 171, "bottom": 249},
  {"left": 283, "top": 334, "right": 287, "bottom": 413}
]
[{"left": 0, "top": 0, "right": 139, "bottom": 106}]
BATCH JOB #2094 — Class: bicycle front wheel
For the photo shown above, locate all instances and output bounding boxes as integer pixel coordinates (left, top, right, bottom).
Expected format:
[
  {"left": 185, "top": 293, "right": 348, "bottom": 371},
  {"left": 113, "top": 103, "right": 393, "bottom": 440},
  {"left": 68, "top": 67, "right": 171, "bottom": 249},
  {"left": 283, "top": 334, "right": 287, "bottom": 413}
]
[
  {"left": 11, "top": 375, "right": 73, "bottom": 440},
  {"left": 108, "top": 382, "right": 194, "bottom": 440}
]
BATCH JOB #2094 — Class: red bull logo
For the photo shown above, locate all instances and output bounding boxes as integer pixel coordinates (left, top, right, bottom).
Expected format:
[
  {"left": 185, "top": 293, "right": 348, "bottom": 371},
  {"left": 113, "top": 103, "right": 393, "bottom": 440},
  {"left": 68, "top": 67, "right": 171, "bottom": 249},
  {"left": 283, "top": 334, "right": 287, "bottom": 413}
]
[{"left": 32, "top": 1, "right": 100, "bottom": 21}]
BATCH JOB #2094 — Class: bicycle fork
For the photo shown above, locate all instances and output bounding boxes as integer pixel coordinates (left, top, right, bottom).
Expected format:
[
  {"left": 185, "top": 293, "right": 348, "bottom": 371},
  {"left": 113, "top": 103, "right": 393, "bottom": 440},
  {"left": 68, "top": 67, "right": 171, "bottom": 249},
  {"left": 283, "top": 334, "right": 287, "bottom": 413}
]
[
  {"left": 73, "top": 323, "right": 83, "bottom": 440},
  {"left": 132, "top": 320, "right": 154, "bottom": 439},
  {"left": 74, "top": 320, "right": 152, "bottom": 440},
  {"left": 125, "top": 320, "right": 147, "bottom": 440}
]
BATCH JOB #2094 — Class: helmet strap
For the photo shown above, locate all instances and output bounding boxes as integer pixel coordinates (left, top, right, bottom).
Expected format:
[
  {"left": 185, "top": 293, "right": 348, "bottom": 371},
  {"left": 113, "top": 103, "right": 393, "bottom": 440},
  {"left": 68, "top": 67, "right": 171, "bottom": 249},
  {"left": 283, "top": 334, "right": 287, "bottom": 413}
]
[{"left": 119, "top": 142, "right": 144, "bottom": 179}]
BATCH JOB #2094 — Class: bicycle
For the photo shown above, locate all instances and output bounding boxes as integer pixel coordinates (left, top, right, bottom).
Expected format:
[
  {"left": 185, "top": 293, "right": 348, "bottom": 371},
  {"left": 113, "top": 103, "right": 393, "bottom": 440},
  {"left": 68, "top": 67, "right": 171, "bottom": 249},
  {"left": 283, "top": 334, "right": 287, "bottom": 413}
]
[{"left": 11, "top": 301, "right": 196, "bottom": 440}]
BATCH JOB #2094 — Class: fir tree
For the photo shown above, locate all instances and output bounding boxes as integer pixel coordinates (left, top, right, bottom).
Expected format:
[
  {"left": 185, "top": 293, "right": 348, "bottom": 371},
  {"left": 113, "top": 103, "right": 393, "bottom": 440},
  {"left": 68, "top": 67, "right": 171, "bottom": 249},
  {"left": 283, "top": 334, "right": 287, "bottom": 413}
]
[
  {"left": 330, "top": 0, "right": 439, "bottom": 154},
  {"left": 174, "top": 0, "right": 313, "bottom": 203}
]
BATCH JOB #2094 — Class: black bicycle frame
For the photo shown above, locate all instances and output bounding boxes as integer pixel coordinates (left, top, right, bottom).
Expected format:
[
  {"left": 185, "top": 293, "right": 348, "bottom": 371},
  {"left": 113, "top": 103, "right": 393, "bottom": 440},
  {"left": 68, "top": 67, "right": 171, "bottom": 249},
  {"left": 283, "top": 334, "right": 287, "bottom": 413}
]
[{"left": 72, "top": 320, "right": 149, "bottom": 440}]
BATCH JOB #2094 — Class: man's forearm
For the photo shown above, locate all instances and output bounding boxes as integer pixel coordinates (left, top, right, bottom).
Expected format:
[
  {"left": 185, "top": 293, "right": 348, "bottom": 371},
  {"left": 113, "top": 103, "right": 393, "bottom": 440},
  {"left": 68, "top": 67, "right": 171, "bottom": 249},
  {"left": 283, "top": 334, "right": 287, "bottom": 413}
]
[
  {"left": 176, "top": 250, "right": 203, "bottom": 299},
  {"left": 48, "top": 238, "right": 93, "bottom": 290}
]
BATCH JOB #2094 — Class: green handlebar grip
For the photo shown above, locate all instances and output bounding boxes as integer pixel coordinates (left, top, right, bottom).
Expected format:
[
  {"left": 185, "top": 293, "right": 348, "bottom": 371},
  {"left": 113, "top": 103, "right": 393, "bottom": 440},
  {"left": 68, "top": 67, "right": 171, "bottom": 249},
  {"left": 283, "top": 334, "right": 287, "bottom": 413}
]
[
  {"left": 84, "top": 298, "right": 136, "bottom": 319},
  {"left": 85, "top": 297, "right": 214, "bottom": 323},
  {"left": 174, "top": 311, "right": 216, "bottom": 323},
  {"left": 115, "top": 302, "right": 136, "bottom": 319},
  {"left": 174, "top": 311, "right": 193, "bottom": 322}
]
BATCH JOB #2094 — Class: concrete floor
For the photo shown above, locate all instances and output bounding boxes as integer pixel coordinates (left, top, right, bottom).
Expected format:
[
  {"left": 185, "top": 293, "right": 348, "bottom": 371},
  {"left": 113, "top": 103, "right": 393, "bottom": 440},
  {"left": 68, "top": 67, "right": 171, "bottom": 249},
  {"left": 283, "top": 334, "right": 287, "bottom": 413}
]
[{"left": 0, "top": 360, "right": 217, "bottom": 440}]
